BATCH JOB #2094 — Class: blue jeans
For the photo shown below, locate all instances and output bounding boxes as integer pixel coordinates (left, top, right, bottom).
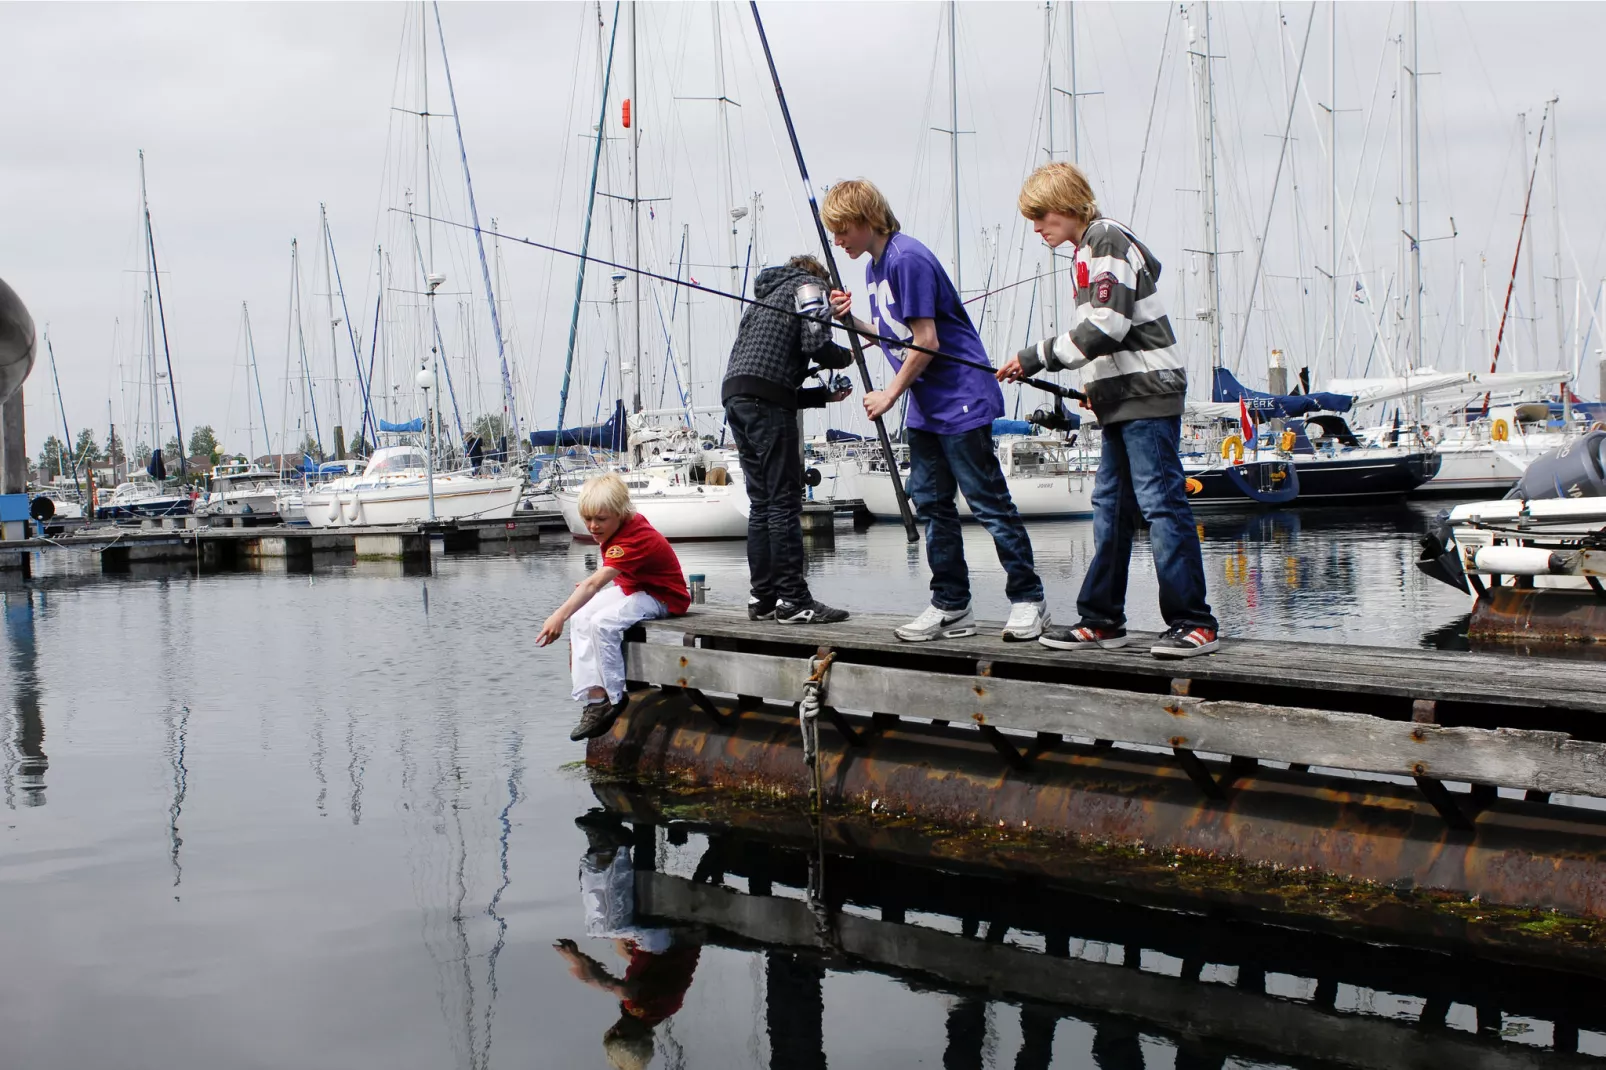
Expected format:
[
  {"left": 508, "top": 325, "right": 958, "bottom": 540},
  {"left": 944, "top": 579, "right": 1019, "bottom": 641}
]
[
  {"left": 905, "top": 425, "right": 1044, "bottom": 611},
  {"left": 1078, "top": 415, "right": 1215, "bottom": 630}
]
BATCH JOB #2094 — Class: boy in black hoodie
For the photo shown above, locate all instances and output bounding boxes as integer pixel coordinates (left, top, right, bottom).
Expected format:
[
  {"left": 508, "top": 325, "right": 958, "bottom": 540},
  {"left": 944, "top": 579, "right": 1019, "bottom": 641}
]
[{"left": 722, "top": 255, "right": 853, "bottom": 624}]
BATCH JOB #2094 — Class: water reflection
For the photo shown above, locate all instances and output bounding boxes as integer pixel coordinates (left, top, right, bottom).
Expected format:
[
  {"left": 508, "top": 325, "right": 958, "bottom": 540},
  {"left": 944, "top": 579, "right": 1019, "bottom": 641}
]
[
  {"left": 2, "top": 587, "right": 46, "bottom": 806},
  {"left": 0, "top": 511, "right": 1595, "bottom": 1068}
]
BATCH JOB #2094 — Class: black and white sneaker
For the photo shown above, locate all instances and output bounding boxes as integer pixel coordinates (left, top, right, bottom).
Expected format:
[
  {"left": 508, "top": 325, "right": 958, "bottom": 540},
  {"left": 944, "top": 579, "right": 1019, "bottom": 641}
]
[
  {"left": 570, "top": 696, "right": 628, "bottom": 741},
  {"left": 748, "top": 596, "right": 777, "bottom": 621},
  {"left": 1038, "top": 622, "right": 1129, "bottom": 650},
  {"left": 1149, "top": 623, "right": 1220, "bottom": 659},
  {"left": 775, "top": 599, "right": 850, "bottom": 624}
]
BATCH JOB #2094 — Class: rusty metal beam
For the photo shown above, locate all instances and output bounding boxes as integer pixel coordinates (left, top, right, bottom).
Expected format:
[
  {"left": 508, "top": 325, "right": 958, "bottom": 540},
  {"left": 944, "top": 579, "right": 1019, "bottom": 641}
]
[{"left": 591, "top": 690, "right": 1606, "bottom": 921}]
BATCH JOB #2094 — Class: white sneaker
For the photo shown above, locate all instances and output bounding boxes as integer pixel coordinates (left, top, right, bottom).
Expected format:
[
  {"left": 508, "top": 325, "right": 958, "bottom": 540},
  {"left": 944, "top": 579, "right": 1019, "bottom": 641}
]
[
  {"left": 1002, "top": 601, "right": 1049, "bottom": 641},
  {"left": 894, "top": 603, "right": 977, "bottom": 642}
]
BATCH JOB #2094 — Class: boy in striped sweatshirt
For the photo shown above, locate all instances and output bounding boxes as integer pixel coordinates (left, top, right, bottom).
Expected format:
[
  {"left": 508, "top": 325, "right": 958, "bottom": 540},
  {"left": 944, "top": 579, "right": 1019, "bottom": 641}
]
[{"left": 998, "top": 162, "right": 1218, "bottom": 658}]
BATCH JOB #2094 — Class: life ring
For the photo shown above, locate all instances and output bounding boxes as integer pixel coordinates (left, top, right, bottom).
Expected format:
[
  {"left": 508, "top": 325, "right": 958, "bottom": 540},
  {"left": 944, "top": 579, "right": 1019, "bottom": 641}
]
[
  {"left": 1220, "top": 435, "right": 1244, "bottom": 465},
  {"left": 1278, "top": 429, "right": 1297, "bottom": 453},
  {"left": 1184, "top": 477, "right": 1204, "bottom": 495},
  {"left": 1590, "top": 421, "right": 1606, "bottom": 433},
  {"left": 1491, "top": 418, "right": 1510, "bottom": 442}
]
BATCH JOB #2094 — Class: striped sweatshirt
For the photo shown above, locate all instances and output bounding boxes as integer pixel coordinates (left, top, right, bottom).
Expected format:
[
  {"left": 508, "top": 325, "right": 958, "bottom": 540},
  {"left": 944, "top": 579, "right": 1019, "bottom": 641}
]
[{"left": 1017, "top": 218, "right": 1187, "bottom": 425}]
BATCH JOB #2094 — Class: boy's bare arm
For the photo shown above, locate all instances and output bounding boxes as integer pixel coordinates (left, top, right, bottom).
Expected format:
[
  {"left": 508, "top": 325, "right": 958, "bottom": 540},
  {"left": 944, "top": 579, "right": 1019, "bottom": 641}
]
[
  {"left": 536, "top": 566, "right": 621, "bottom": 646},
  {"left": 863, "top": 318, "right": 937, "bottom": 420}
]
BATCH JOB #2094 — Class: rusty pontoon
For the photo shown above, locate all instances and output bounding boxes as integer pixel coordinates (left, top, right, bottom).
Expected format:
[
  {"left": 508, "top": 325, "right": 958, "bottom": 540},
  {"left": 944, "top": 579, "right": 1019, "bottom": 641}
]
[{"left": 589, "top": 608, "right": 1606, "bottom": 924}]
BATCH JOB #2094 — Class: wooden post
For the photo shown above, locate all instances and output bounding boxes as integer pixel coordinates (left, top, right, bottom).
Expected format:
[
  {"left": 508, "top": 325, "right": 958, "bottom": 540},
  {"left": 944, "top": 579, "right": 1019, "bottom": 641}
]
[{"left": 765, "top": 951, "right": 825, "bottom": 1070}]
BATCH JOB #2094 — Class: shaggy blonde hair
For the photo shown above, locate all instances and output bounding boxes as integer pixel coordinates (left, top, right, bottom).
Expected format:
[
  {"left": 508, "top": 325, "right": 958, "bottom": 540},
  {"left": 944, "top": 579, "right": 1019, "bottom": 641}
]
[
  {"left": 1017, "top": 162, "right": 1099, "bottom": 223},
  {"left": 578, "top": 472, "right": 635, "bottom": 520},
  {"left": 821, "top": 179, "right": 901, "bottom": 237}
]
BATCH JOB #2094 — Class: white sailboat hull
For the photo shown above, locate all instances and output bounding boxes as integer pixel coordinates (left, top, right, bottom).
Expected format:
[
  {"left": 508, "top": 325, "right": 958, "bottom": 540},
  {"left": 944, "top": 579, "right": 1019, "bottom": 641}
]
[
  {"left": 302, "top": 475, "right": 522, "bottom": 528},
  {"left": 856, "top": 468, "right": 1095, "bottom": 520},
  {"left": 556, "top": 484, "right": 749, "bottom": 540}
]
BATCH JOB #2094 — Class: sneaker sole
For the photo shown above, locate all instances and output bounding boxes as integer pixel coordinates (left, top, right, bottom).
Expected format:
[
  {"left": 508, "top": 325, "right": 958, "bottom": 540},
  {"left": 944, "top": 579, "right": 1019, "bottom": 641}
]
[
  {"left": 895, "top": 624, "right": 978, "bottom": 642},
  {"left": 776, "top": 614, "right": 850, "bottom": 625},
  {"left": 1150, "top": 639, "right": 1220, "bottom": 659},
  {"left": 1038, "top": 634, "right": 1129, "bottom": 650},
  {"left": 1001, "top": 625, "right": 1045, "bottom": 642}
]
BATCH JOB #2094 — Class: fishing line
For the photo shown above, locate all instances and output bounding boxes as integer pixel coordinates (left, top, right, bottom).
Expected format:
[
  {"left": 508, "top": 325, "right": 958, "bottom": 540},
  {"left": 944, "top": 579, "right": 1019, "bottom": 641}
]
[{"left": 394, "top": 208, "right": 1087, "bottom": 404}]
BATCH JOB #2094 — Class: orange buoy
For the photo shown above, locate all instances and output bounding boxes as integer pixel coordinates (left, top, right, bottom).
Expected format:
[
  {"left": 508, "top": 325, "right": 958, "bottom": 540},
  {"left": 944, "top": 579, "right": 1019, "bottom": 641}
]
[{"left": 622, "top": 98, "right": 632, "bottom": 129}]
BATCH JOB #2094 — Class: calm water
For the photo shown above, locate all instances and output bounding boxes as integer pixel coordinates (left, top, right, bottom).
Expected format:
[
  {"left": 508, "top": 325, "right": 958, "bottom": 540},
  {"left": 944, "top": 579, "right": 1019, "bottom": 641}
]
[{"left": 0, "top": 504, "right": 1537, "bottom": 1069}]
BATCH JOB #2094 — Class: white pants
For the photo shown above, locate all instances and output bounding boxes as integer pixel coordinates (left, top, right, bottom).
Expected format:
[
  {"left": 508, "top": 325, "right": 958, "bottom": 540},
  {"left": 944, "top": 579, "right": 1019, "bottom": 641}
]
[{"left": 570, "top": 584, "right": 668, "bottom": 703}]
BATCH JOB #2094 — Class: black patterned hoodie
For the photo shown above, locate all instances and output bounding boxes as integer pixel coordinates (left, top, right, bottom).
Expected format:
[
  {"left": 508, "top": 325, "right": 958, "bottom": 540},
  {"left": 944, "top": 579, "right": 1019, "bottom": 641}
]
[{"left": 721, "top": 265, "right": 853, "bottom": 410}]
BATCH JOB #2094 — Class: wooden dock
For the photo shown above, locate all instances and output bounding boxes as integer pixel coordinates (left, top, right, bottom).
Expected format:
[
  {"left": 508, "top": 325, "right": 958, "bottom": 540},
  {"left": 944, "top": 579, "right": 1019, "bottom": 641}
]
[
  {"left": 589, "top": 607, "right": 1606, "bottom": 921},
  {"left": 5, "top": 512, "right": 567, "bottom": 575}
]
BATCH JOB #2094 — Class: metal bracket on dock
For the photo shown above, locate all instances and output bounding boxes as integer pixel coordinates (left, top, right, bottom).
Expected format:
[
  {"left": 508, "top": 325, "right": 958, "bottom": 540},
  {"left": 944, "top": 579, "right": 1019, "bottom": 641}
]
[
  {"left": 1166, "top": 679, "right": 1258, "bottom": 800},
  {"left": 1406, "top": 699, "right": 1480, "bottom": 831}
]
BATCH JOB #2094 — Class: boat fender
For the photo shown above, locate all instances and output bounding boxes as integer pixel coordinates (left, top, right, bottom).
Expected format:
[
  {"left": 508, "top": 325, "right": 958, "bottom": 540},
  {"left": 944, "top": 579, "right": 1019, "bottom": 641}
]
[
  {"left": 1220, "top": 435, "right": 1244, "bottom": 465},
  {"left": 1278, "top": 429, "right": 1297, "bottom": 453},
  {"left": 1473, "top": 544, "right": 1578, "bottom": 576},
  {"left": 345, "top": 496, "right": 361, "bottom": 523},
  {"left": 1184, "top": 477, "right": 1204, "bottom": 495},
  {"left": 326, "top": 499, "right": 340, "bottom": 523},
  {"left": 1491, "top": 418, "right": 1510, "bottom": 442},
  {"left": 803, "top": 468, "right": 822, "bottom": 488}
]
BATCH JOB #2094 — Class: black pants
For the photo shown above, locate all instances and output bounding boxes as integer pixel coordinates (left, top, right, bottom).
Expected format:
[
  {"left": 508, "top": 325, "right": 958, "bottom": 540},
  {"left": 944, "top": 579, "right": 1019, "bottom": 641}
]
[{"left": 726, "top": 396, "right": 809, "bottom": 605}]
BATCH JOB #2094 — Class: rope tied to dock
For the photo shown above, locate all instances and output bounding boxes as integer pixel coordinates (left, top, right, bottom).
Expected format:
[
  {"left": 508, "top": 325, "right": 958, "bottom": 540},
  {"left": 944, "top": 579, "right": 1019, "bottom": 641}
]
[{"left": 799, "top": 650, "right": 837, "bottom": 811}]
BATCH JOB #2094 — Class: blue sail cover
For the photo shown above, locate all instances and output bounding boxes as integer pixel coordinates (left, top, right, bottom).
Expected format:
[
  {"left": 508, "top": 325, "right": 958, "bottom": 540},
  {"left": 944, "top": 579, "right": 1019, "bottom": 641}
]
[
  {"left": 529, "top": 399, "right": 627, "bottom": 451},
  {"left": 991, "top": 419, "right": 1035, "bottom": 436},
  {"left": 1212, "top": 368, "right": 1353, "bottom": 417},
  {"left": 824, "top": 428, "right": 866, "bottom": 443},
  {"left": 379, "top": 417, "right": 425, "bottom": 433}
]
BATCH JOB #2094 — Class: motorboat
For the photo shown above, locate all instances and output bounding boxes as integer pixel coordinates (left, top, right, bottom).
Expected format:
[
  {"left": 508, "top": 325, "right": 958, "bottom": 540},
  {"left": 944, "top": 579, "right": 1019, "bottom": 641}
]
[
  {"left": 94, "top": 473, "right": 195, "bottom": 520},
  {"left": 1419, "top": 429, "right": 1606, "bottom": 603},
  {"left": 194, "top": 461, "right": 282, "bottom": 522},
  {"left": 301, "top": 446, "right": 523, "bottom": 527},
  {"left": 1182, "top": 414, "right": 1439, "bottom": 506}
]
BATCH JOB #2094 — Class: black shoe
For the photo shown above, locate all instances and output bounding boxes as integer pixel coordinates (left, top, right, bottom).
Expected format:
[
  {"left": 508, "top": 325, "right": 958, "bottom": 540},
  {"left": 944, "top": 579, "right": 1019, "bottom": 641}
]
[
  {"left": 570, "top": 696, "right": 628, "bottom": 741},
  {"left": 775, "top": 599, "right": 850, "bottom": 624},
  {"left": 574, "top": 808, "right": 634, "bottom": 853},
  {"left": 748, "top": 596, "right": 777, "bottom": 621},
  {"left": 1038, "top": 622, "right": 1129, "bottom": 650},
  {"left": 1150, "top": 623, "right": 1220, "bottom": 659}
]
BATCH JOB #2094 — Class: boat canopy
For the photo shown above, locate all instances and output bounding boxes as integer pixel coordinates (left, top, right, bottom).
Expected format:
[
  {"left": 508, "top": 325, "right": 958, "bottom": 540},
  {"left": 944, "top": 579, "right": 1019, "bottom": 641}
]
[
  {"left": 1212, "top": 368, "right": 1353, "bottom": 417},
  {"left": 530, "top": 399, "right": 627, "bottom": 451},
  {"left": 363, "top": 447, "right": 429, "bottom": 476},
  {"left": 379, "top": 417, "right": 426, "bottom": 433},
  {"left": 824, "top": 429, "right": 865, "bottom": 443}
]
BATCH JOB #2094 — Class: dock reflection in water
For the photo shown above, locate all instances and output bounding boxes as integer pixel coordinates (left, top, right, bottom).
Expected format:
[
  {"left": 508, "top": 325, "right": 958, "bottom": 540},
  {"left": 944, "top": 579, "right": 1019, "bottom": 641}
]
[{"left": 0, "top": 504, "right": 1590, "bottom": 1068}]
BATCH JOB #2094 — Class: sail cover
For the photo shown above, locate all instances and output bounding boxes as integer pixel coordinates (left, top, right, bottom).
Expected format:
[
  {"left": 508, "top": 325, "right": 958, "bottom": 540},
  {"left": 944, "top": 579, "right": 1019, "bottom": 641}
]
[
  {"left": 1212, "top": 368, "right": 1353, "bottom": 418},
  {"left": 529, "top": 399, "right": 627, "bottom": 451}
]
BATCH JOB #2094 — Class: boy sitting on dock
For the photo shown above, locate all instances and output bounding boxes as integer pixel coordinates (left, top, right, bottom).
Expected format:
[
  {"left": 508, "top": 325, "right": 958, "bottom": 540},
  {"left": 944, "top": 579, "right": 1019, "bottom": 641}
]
[
  {"left": 536, "top": 473, "right": 690, "bottom": 740},
  {"left": 998, "top": 162, "right": 1218, "bottom": 658},
  {"left": 823, "top": 178, "right": 1049, "bottom": 643}
]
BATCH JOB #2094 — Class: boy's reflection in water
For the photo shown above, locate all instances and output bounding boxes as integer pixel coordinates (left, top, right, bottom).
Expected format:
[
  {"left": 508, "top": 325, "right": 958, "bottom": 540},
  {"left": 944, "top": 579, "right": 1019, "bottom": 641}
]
[{"left": 556, "top": 811, "right": 701, "bottom": 1070}]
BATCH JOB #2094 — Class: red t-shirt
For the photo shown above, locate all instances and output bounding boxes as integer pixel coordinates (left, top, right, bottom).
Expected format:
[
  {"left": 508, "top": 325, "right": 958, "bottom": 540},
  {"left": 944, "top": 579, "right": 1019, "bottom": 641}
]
[{"left": 601, "top": 513, "right": 690, "bottom": 615}]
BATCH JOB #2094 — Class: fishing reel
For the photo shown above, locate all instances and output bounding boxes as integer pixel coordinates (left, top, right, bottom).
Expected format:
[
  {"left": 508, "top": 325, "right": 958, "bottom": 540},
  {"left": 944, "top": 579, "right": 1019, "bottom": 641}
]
[{"left": 1028, "top": 407, "right": 1078, "bottom": 432}]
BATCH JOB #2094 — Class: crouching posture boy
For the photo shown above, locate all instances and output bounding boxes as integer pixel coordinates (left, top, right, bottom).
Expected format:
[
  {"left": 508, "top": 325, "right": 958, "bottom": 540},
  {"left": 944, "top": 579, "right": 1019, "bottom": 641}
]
[
  {"left": 537, "top": 474, "right": 691, "bottom": 739},
  {"left": 1000, "top": 162, "right": 1218, "bottom": 658},
  {"left": 822, "top": 178, "right": 1048, "bottom": 643}
]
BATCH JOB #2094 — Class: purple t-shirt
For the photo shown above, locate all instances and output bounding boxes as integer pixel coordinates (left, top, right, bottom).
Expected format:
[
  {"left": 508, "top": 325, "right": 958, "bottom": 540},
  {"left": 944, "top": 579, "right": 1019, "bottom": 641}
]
[{"left": 864, "top": 233, "right": 1004, "bottom": 435}]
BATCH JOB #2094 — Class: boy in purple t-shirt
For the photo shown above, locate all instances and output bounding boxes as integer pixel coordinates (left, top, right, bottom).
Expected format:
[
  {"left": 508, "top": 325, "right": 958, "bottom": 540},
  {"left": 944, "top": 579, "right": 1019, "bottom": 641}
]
[{"left": 822, "top": 179, "right": 1047, "bottom": 642}]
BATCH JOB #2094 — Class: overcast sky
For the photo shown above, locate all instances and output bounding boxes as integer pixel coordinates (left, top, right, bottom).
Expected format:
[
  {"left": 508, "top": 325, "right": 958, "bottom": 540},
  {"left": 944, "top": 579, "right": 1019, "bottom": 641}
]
[{"left": 6, "top": 1, "right": 1603, "bottom": 461}]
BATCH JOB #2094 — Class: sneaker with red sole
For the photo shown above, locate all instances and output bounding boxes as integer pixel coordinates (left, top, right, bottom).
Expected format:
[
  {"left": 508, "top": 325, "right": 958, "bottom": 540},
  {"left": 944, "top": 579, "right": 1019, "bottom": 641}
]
[
  {"left": 1149, "top": 623, "right": 1220, "bottom": 659},
  {"left": 1038, "top": 622, "right": 1128, "bottom": 650}
]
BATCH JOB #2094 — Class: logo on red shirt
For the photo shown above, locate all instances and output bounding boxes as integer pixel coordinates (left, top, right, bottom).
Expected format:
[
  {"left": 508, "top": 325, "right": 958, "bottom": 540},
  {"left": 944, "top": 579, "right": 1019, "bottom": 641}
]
[{"left": 605, "top": 546, "right": 625, "bottom": 559}]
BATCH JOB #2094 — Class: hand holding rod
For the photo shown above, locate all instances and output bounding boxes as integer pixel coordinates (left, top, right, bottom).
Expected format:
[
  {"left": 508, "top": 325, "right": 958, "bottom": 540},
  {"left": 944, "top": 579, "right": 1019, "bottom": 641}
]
[{"left": 748, "top": 1, "right": 918, "bottom": 543}]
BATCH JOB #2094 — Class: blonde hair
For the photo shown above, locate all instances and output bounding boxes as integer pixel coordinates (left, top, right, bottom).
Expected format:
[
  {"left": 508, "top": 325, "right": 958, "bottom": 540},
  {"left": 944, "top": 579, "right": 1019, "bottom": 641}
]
[
  {"left": 1017, "top": 162, "right": 1099, "bottom": 223},
  {"left": 821, "top": 179, "right": 901, "bottom": 236},
  {"left": 578, "top": 472, "right": 635, "bottom": 520}
]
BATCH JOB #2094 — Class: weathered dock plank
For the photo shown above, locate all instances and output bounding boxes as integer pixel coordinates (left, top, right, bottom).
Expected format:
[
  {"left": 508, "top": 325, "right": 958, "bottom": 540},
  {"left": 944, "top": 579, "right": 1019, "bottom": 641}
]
[
  {"left": 640, "top": 609, "right": 1606, "bottom": 718},
  {"left": 625, "top": 642, "right": 1606, "bottom": 799}
]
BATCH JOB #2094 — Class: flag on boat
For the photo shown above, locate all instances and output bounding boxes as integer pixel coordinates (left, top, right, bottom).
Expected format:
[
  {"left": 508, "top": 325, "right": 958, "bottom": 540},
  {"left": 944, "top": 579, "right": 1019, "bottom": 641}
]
[{"left": 1239, "top": 396, "right": 1254, "bottom": 443}]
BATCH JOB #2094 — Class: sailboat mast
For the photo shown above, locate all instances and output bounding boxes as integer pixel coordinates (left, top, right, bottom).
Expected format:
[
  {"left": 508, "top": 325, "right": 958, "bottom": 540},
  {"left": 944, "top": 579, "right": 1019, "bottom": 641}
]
[
  {"left": 1328, "top": 0, "right": 1338, "bottom": 384},
  {"left": 948, "top": 0, "right": 961, "bottom": 294},
  {"left": 1406, "top": 2, "right": 1421, "bottom": 380},
  {"left": 45, "top": 330, "right": 83, "bottom": 498},
  {"left": 630, "top": 0, "right": 642, "bottom": 415},
  {"left": 1044, "top": 1, "right": 1058, "bottom": 337},
  {"left": 320, "top": 204, "right": 344, "bottom": 455},
  {"left": 1190, "top": 3, "right": 1223, "bottom": 372},
  {"left": 139, "top": 150, "right": 186, "bottom": 474},
  {"left": 712, "top": 3, "right": 739, "bottom": 308},
  {"left": 1551, "top": 99, "right": 1564, "bottom": 376},
  {"left": 243, "top": 302, "right": 271, "bottom": 462},
  {"left": 432, "top": 0, "right": 521, "bottom": 447}
]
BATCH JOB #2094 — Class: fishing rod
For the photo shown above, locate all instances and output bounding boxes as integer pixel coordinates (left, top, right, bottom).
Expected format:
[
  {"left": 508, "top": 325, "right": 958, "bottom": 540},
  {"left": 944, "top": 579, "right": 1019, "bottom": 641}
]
[
  {"left": 397, "top": 208, "right": 1089, "bottom": 407},
  {"left": 748, "top": 1, "right": 915, "bottom": 541}
]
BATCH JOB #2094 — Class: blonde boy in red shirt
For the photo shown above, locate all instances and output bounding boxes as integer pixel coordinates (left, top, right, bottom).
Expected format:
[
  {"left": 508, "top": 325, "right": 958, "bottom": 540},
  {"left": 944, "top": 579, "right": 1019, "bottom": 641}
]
[{"left": 537, "top": 474, "right": 690, "bottom": 741}]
